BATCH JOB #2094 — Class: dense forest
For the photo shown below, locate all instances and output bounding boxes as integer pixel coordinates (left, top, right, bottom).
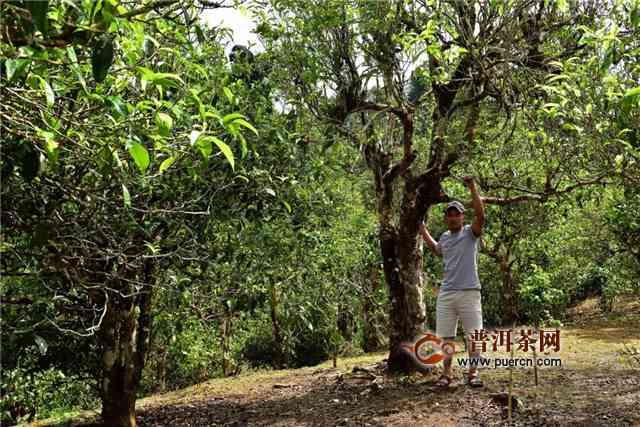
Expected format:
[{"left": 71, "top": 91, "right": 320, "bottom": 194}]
[{"left": 1, "top": 0, "right": 639, "bottom": 426}]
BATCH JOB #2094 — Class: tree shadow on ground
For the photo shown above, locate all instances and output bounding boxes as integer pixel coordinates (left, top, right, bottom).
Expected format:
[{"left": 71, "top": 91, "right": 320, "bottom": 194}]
[{"left": 124, "top": 365, "right": 640, "bottom": 427}]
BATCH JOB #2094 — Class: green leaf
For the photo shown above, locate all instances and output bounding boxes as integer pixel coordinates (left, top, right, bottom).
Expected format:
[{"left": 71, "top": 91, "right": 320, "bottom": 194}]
[
  {"left": 407, "top": 73, "right": 429, "bottom": 104},
  {"left": 195, "top": 137, "right": 212, "bottom": 157},
  {"left": 155, "top": 112, "right": 173, "bottom": 137},
  {"left": 189, "top": 89, "right": 205, "bottom": 119},
  {"left": 97, "top": 0, "right": 116, "bottom": 28},
  {"left": 37, "top": 128, "right": 58, "bottom": 162},
  {"left": 232, "top": 118, "right": 258, "bottom": 136},
  {"left": 562, "top": 123, "right": 580, "bottom": 133},
  {"left": 44, "top": 135, "right": 58, "bottom": 158},
  {"left": 42, "top": 80, "right": 54, "bottom": 107},
  {"left": 66, "top": 44, "right": 78, "bottom": 64},
  {"left": 196, "top": 136, "right": 234, "bottom": 170},
  {"left": 282, "top": 200, "right": 292, "bottom": 213},
  {"left": 143, "top": 36, "right": 158, "bottom": 57},
  {"left": 556, "top": 0, "right": 569, "bottom": 13},
  {"left": 622, "top": 86, "right": 640, "bottom": 113},
  {"left": 128, "top": 142, "right": 150, "bottom": 173},
  {"left": 26, "top": 0, "right": 49, "bottom": 34},
  {"left": 223, "top": 87, "right": 235, "bottom": 104},
  {"left": 30, "top": 76, "right": 55, "bottom": 107},
  {"left": 210, "top": 136, "right": 234, "bottom": 170},
  {"left": 154, "top": 74, "right": 184, "bottom": 88},
  {"left": 624, "top": 86, "right": 640, "bottom": 100},
  {"left": 90, "top": 0, "right": 104, "bottom": 21},
  {"left": 112, "top": 147, "right": 123, "bottom": 169},
  {"left": 122, "top": 184, "right": 131, "bottom": 208},
  {"left": 195, "top": 25, "right": 206, "bottom": 44},
  {"left": 224, "top": 113, "right": 259, "bottom": 137},
  {"left": 223, "top": 113, "right": 246, "bottom": 125},
  {"left": 632, "top": 5, "right": 640, "bottom": 28},
  {"left": 106, "top": 96, "right": 128, "bottom": 117},
  {"left": 138, "top": 67, "right": 184, "bottom": 88},
  {"left": 5, "top": 59, "right": 29, "bottom": 81},
  {"left": 238, "top": 133, "right": 248, "bottom": 159},
  {"left": 547, "top": 74, "right": 570, "bottom": 83},
  {"left": 92, "top": 35, "right": 114, "bottom": 83},
  {"left": 66, "top": 47, "right": 87, "bottom": 92},
  {"left": 159, "top": 156, "right": 175, "bottom": 173},
  {"left": 203, "top": 111, "right": 223, "bottom": 124}
]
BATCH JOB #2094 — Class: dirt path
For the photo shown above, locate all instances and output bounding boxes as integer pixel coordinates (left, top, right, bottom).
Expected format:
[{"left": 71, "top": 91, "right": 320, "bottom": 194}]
[
  {"left": 132, "top": 297, "right": 640, "bottom": 426},
  {"left": 130, "top": 362, "right": 639, "bottom": 426},
  {"left": 28, "top": 298, "right": 640, "bottom": 426}
]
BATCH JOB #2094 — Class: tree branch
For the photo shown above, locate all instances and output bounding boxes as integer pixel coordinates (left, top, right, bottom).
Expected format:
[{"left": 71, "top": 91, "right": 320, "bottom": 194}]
[{"left": 467, "top": 173, "right": 610, "bottom": 207}]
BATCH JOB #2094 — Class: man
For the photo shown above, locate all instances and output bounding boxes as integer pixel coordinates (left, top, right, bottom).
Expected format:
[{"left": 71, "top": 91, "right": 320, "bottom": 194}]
[{"left": 419, "top": 176, "right": 485, "bottom": 388}]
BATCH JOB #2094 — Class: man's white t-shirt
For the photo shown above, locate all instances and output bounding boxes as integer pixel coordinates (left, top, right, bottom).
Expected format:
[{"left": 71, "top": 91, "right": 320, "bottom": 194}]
[{"left": 436, "top": 224, "right": 481, "bottom": 290}]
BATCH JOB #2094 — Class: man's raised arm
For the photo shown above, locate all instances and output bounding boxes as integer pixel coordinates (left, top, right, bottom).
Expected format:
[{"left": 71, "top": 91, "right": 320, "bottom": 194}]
[
  {"left": 419, "top": 222, "right": 441, "bottom": 256},
  {"left": 464, "top": 176, "right": 485, "bottom": 237}
]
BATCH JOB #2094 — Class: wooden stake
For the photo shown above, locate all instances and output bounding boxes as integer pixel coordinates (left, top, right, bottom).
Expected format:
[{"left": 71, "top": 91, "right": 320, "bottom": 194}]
[{"left": 508, "top": 322, "right": 515, "bottom": 424}]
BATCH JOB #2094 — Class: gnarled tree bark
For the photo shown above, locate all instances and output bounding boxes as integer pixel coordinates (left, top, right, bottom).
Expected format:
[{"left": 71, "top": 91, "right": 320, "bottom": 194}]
[{"left": 96, "top": 260, "right": 155, "bottom": 427}]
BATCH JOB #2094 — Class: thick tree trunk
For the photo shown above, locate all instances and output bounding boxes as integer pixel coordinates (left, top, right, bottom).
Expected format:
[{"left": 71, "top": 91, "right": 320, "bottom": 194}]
[
  {"left": 220, "top": 315, "right": 232, "bottom": 376},
  {"left": 365, "top": 126, "right": 447, "bottom": 373},
  {"left": 157, "top": 345, "right": 167, "bottom": 392},
  {"left": 387, "top": 180, "right": 430, "bottom": 373},
  {"left": 270, "top": 283, "right": 284, "bottom": 367},
  {"left": 98, "top": 298, "right": 140, "bottom": 427},
  {"left": 365, "top": 141, "right": 423, "bottom": 373},
  {"left": 359, "top": 95, "right": 460, "bottom": 373},
  {"left": 500, "top": 257, "right": 519, "bottom": 324},
  {"left": 97, "top": 262, "right": 155, "bottom": 427},
  {"left": 337, "top": 302, "right": 354, "bottom": 341},
  {"left": 382, "top": 231, "right": 419, "bottom": 373},
  {"left": 362, "top": 264, "right": 381, "bottom": 352}
]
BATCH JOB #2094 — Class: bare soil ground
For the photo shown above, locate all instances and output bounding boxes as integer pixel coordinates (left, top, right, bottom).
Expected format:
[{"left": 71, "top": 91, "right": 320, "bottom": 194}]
[{"left": 27, "top": 296, "right": 640, "bottom": 427}]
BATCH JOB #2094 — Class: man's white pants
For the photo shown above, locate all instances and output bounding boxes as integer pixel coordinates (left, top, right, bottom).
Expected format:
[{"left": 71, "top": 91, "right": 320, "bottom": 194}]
[{"left": 436, "top": 289, "right": 483, "bottom": 340}]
